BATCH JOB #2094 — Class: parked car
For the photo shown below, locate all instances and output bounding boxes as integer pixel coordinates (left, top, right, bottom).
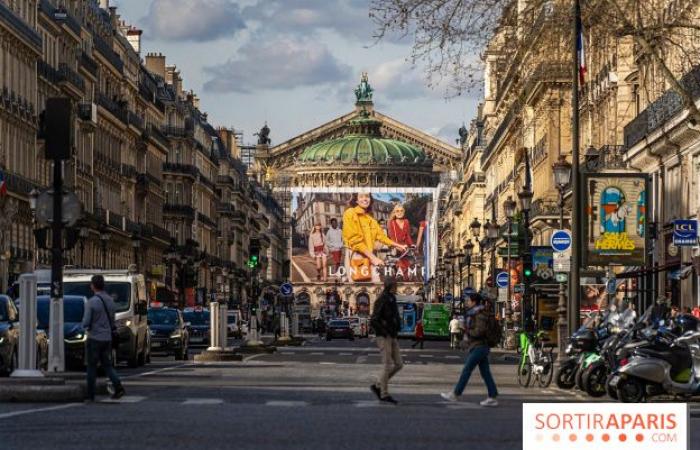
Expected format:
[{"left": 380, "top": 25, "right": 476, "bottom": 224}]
[
  {"left": 63, "top": 268, "right": 150, "bottom": 367},
  {"left": 148, "top": 307, "right": 189, "bottom": 360},
  {"left": 1, "top": 295, "right": 48, "bottom": 375},
  {"left": 346, "top": 317, "right": 369, "bottom": 338},
  {"left": 326, "top": 319, "right": 354, "bottom": 341},
  {"left": 35, "top": 295, "right": 88, "bottom": 369},
  {"left": 182, "top": 307, "right": 210, "bottom": 346}
]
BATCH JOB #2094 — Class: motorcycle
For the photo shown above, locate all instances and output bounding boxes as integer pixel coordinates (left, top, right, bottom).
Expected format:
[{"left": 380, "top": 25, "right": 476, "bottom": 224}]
[
  {"left": 611, "top": 315, "right": 700, "bottom": 402},
  {"left": 555, "top": 312, "right": 601, "bottom": 389}
]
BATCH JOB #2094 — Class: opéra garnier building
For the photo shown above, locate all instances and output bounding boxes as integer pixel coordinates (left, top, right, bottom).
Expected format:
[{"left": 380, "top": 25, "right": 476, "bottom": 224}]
[{"left": 253, "top": 75, "right": 461, "bottom": 316}]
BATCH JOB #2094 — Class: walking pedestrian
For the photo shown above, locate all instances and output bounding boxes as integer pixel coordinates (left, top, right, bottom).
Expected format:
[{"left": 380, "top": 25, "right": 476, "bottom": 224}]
[
  {"left": 82, "top": 275, "right": 125, "bottom": 402},
  {"left": 411, "top": 320, "right": 424, "bottom": 349},
  {"left": 449, "top": 315, "right": 462, "bottom": 349},
  {"left": 441, "top": 294, "right": 498, "bottom": 407},
  {"left": 369, "top": 277, "right": 403, "bottom": 404}
]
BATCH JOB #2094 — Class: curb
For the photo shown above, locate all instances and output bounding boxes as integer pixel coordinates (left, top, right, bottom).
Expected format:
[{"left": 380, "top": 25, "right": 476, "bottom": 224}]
[
  {"left": 194, "top": 350, "right": 244, "bottom": 362},
  {"left": 236, "top": 345, "right": 277, "bottom": 354},
  {"left": 0, "top": 384, "right": 83, "bottom": 403}
]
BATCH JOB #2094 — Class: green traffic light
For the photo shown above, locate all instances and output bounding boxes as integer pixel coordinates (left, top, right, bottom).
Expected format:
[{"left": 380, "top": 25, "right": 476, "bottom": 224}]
[
  {"left": 524, "top": 268, "right": 533, "bottom": 277},
  {"left": 251, "top": 255, "right": 258, "bottom": 262}
]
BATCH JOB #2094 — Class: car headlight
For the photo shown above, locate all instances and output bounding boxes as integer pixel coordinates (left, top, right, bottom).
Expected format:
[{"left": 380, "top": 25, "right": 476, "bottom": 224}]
[
  {"left": 565, "top": 344, "right": 573, "bottom": 354},
  {"left": 115, "top": 319, "right": 132, "bottom": 328},
  {"left": 149, "top": 329, "right": 156, "bottom": 336},
  {"left": 0, "top": 336, "right": 4, "bottom": 345},
  {"left": 65, "top": 333, "right": 87, "bottom": 343},
  {"left": 170, "top": 332, "right": 181, "bottom": 339}
]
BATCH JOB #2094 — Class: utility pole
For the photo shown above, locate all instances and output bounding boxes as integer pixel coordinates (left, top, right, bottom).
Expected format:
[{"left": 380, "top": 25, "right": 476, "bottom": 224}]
[{"left": 569, "top": 0, "right": 583, "bottom": 334}]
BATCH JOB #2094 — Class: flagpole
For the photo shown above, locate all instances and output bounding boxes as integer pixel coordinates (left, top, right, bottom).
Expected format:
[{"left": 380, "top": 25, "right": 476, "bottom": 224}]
[{"left": 569, "top": 0, "right": 582, "bottom": 334}]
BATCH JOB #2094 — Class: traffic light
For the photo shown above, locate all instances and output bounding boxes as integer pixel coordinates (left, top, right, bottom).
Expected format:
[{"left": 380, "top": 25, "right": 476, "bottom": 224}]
[
  {"left": 248, "top": 237, "right": 260, "bottom": 268},
  {"left": 522, "top": 253, "right": 534, "bottom": 280}
]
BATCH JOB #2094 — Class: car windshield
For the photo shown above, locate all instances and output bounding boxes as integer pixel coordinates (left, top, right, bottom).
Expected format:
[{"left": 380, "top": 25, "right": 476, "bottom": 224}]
[
  {"left": 330, "top": 321, "right": 349, "bottom": 327},
  {"left": 183, "top": 311, "right": 209, "bottom": 325},
  {"left": 36, "top": 297, "right": 85, "bottom": 328},
  {"left": 148, "top": 309, "right": 179, "bottom": 325},
  {"left": 227, "top": 315, "right": 236, "bottom": 324},
  {"left": 63, "top": 282, "right": 131, "bottom": 313}
]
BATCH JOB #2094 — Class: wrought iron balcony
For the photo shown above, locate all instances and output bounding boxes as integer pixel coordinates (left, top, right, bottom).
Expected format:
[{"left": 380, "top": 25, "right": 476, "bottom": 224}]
[
  {"left": 0, "top": 2, "right": 42, "bottom": 51},
  {"left": 163, "top": 163, "right": 197, "bottom": 178},
  {"left": 80, "top": 51, "right": 98, "bottom": 78},
  {"left": 128, "top": 111, "right": 145, "bottom": 131},
  {"left": 37, "top": 60, "right": 60, "bottom": 84},
  {"left": 164, "top": 203, "right": 195, "bottom": 218},
  {"left": 93, "top": 33, "right": 124, "bottom": 73},
  {"left": 197, "top": 212, "right": 217, "bottom": 228},
  {"left": 53, "top": 7, "right": 81, "bottom": 36},
  {"left": 58, "top": 63, "right": 85, "bottom": 92},
  {"left": 163, "top": 126, "right": 193, "bottom": 138},
  {"left": 147, "top": 124, "right": 169, "bottom": 149},
  {"left": 96, "top": 92, "right": 127, "bottom": 124}
]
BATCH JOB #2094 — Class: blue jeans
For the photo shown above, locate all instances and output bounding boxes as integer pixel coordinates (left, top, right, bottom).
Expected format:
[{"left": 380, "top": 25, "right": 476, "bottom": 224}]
[
  {"left": 454, "top": 345, "right": 498, "bottom": 398},
  {"left": 86, "top": 339, "right": 122, "bottom": 400}
]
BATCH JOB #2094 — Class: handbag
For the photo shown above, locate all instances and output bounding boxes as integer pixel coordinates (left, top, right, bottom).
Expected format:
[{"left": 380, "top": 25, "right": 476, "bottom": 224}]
[
  {"left": 350, "top": 251, "right": 372, "bottom": 282},
  {"left": 97, "top": 293, "right": 121, "bottom": 349}
]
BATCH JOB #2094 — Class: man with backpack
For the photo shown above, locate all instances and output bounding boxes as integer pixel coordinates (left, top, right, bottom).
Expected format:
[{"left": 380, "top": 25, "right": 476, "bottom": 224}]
[
  {"left": 440, "top": 293, "right": 499, "bottom": 407},
  {"left": 369, "top": 277, "right": 403, "bottom": 404},
  {"left": 82, "top": 275, "right": 125, "bottom": 402}
]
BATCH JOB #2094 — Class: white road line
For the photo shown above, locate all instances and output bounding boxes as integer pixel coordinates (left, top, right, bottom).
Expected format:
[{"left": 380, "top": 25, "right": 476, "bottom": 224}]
[
  {"left": 444, "top": 355, "right": 460, "bottom": 359},
  {"left": 339, "top": 353, "right": 353, "bottom": 356},
  {"left": 355, "top": 356, "right": 368, "bottom": 364},
  {"left": 354, "top": 400, "right": 394, "bottom": 408},
  {"left": 265, "top": 401, "right": 308, "bottom": 407},
  {"left": 182, "top": 398, "right": 224, "bottom": 405},
  {"left": 0, "top": 403, "right": 81, "bottom": 420},
  {"left": 419, "top": 355, "right": 434, "bottom": 358},
  {"left": 320, "top": 362, "right": 336, "bottom": 365},
  {"left": 99, "top": 395, "right": 147, "bottom": 404},
  {"left": 121, "top": 363, "right": 188, "bottom": 379},
  {"left": 243, "top": 353, "right": 268, "bottom": 363},
  {"left": 310, "top": 352, "right": 325, "bottom": 355}
]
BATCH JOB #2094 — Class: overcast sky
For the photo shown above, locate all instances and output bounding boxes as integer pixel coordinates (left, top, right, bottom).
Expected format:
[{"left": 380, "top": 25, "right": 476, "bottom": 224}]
[{"left": 111, "top": 0, "right": 479, "bottom": 146}]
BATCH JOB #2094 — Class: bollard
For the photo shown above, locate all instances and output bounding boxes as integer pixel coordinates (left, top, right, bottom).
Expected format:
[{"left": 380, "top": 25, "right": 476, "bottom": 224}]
[
  {"left": 245, "top": 315, "right": 263, "bottom": 346},
  {"left": 47, "top": 295, "right": 65, "bottom": 372},
  {"left": 280, "top": 312, "right": 288, "bottom": 339},
  {"left": 11, "top": 274, "right": 43, "bottom": 377},
  {"left": 219, "top": 304, "right": 228, "bottom": 350},
  {"left": 208, "top": 302, "right": 222, "bottom": 351},
  {"left": 291, "top": 313, "right": 299, "bottom": 337}
]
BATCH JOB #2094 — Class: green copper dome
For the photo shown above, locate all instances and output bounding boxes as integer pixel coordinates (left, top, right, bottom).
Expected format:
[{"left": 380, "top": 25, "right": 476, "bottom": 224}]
[{"left": 297, "top": 114, "right": 430, "bottom": 167}]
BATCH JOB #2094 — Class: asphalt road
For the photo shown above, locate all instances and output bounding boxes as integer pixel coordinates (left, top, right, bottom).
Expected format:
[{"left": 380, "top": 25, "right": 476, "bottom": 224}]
[{"left": 2, "top": 336, "right": 700, "bottom": 450}]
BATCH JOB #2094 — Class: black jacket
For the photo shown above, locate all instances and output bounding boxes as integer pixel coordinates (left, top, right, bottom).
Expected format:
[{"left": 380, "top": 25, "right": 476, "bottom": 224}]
[
  {"left": 467, "top": 309, "right": 489, "bottom": 351},
  {"left": 371, "top": 291, "right": 401, "bottom": 337}
]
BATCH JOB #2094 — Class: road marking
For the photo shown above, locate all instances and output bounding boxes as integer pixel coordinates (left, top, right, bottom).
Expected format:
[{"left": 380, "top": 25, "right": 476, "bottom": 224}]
[
  {"left": 356, "top": 356, "right": 367, "bottom": 364},
  {"left": 183, "top": 398, "right": 224, "bottom": 405},
  {"left": 0, "top": 403, "right": 81, "bottom": 420},
  {"left": 121, "top": 363, "right": 188, "bottom": 379},
  {"left": 265, "top": 401, "right": 308, "bottom": 407},
  {"left": 320, "top": 362, "right": 336, "bottom": 365},
  {"left": 243, "top": 353, "right": 269, "bottom": 363},
  {"left": 339, "top": 353, "right": 353, "bottom": 356},
  {"left": 542, "top": 390, "right": 555, "bottom": 394},
  {"left": 354, "top": 400, "right": 394, "bottom": 408},
  {"left": 419, "top": 355, "right": 434, "bottom": 358},
  {"left": 445, "top": 403, "right": 481, "bottom": 410},
  {"left": 310, "top": 352, "right": 324, "bottom": 355},
  {"left": 445, "top": 355, "right": 460, "bottom": 359},
  {"left": 99, "top": 395, "right": 147, "bottom": 404}
]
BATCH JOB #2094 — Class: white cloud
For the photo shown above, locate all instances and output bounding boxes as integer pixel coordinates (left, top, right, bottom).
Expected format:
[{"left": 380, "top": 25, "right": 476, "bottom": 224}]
[
  {"left": 142, "top": 0, "right": 246, "bottom": 42},
  {"left": 203, "top": 37, "right": 353, "bottom": 93},
  {"left": 369, "top": 59, "right": 447, "bottom": 101}
]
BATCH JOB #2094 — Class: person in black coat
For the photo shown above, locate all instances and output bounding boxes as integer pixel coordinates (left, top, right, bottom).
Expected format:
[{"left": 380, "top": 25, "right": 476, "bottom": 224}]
[{"left": 369, "top": 277, "right": 403, "bottom": 404}]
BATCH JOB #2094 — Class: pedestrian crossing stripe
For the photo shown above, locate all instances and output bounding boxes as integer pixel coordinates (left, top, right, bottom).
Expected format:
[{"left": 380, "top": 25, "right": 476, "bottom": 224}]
[
  {"left": 183, "top": 398, "right": 224, "bottom": 405},
  {"left": 265, "top": 401, "right": 309, "bottom": 407},
  {"left": 99, "top": 395, "right": 146, "bottom": 403}
]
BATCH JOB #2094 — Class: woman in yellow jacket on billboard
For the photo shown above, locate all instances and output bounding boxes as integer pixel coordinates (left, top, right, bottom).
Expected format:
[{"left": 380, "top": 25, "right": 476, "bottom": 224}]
[{"left": 342, "top": 193, "right": 407, "bottom": 283}]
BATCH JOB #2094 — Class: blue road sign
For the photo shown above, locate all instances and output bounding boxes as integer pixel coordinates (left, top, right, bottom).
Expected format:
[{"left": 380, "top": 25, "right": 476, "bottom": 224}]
[
  {"left": 496, "top": 272, "right": 509, "bottom": 289},
  {"left": 280, "top": 282, "right": 293, "bottom": 296},
  {"left": 673, "top": 220, "right": 698, "bottom": 246},
  {"left": 444, "top": 293, "right": 454, "bottom": 302},
  {"left": 550, "top": 229, "right": 572, "bottom": 253}
]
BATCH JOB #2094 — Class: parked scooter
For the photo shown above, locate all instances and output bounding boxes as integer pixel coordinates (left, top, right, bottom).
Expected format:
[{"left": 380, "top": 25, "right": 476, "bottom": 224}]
[
  {"left": 555, "top": 311, "right": 603, "bottom": 389},
  {"left": 610, "top": 314, "right": 700, "bottom": 402}
]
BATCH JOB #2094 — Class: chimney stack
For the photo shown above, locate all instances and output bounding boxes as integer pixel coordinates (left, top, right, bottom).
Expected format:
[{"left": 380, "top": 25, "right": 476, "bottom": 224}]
[
  {"left": 99, "top": 0, "right": 109, "bottom": 9},
  {"left": 145, "top": 52, "right": 166, "bottom": 79},
  {"left": 126, "top": 28, "right": 143, "bottom": 55}
]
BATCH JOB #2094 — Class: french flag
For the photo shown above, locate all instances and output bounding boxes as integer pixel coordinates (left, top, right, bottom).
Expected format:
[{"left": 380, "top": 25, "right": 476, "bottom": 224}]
[{"left": 577, "top": 16, "right": 586, "bottom": 85}]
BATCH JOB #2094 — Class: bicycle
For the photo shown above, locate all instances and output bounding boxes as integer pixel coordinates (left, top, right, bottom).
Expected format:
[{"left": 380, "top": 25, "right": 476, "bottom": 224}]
[{"left": 517, "top": 330, "right": 555, "bottom": 388}]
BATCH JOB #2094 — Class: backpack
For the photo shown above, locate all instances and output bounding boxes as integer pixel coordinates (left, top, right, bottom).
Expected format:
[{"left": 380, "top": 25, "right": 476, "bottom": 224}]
[{"left": 485, "top": 313, "right": 502, "bottom": 348}]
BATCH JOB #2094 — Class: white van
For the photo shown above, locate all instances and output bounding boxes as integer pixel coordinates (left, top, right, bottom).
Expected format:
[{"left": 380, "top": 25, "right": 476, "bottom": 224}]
[{"left": 61, "top": 268, "right": 150, "bottom": 367}]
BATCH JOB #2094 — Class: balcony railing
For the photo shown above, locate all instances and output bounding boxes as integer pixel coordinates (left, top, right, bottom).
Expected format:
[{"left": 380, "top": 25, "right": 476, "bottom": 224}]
[
  {"left": 163, "top": 162, "right": 197, "bottom": 177},
  {"left": 58, "top": 63, "right": 85, "bottom": 92},
  {"left": 96, "top": 92, "right": 127, "bottom": 124},
  {"left": 197, "top": 212, "right": 217, "bottom": 228},
  {"left": 37, "top": 60, "right": 60, "bottom": 84},
  {"left": 0, "top": 2, "right": 42, "bottom": 51},
  {"left": 80, "top": 51, "right": 98, "bottom": 78},
  {"left": 108, "top": 211, "right": 124, "bottom": 229},
  {"left": 5, "top": 171, "right": 40, "bottom": 196},
  {"left": 53, "top": 7, "right": 81, "bottom": 36},
  {"left": 216, "top": 175, "right": 235, "bottom": 185},
  {"left": 624, "top": 64, "right": 700, "bottom": 149},
  {"left": 163, "top": 126, "right": 193, "bottom": 138},
  {"left": 145, "top": 222, "right": 171, "bottom": 242},
  {"left": 128, "top": 111, "right": 145, "bottom": 131},
  {"left": 93, "top": 33, "right": 124, "bottom": 73},
  {"left": 147, "top": 124, "right": 169, "bottom": 149},
  {"left": 164, "top": 203, "right": 195, "bottom": 218}
]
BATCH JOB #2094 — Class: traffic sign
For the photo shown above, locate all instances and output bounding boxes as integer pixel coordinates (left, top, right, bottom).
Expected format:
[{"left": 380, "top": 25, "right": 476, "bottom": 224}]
[
  {"left": 673, "top": 219, "right": 698, "bottom": 246},
  {"left": 280, "top": 282, "right": 293, "bottom": 296},
  {"left": 553, "top": 252, "right": 571, "bottom": 272},
  {"left": 444, "top": 293, "right": 454, "bottom": 302},
  {"left": 496, "top": 272, "right": 509, "bottom": 288},
  {"left": 550, "top": 229, "right": 572, "bottom": 253}
]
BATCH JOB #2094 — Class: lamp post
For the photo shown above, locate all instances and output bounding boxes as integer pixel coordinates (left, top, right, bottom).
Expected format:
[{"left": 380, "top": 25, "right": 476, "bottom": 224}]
[
  {"left": 99, "top": 226, "right": 110, "bottom": 268},
  {"left": 464, "top": 240, "right": 474, "bottom": 289},
  {"left": 470, "top": 218, "right": 483, "bottom": 289},
  {"left": 518, "top": 186, "right": 533, "bottom": 330},
  {"left": 553, "top": 155, "right": 572, "bottom": 356},
  {"left": 78, "top": 226, "right": 89, "bottom": 267},
  {"left": 503, "top": 196, "right": 516, "bottom": 330}
]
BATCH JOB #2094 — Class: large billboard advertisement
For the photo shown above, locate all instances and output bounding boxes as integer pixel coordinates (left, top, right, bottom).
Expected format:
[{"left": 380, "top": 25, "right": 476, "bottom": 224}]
[
  {"left": 290, "top": 190, "right": 435, "bottom": 284},
  {"left": 582, "top": 173, "right": 649, "bottom": 267}
]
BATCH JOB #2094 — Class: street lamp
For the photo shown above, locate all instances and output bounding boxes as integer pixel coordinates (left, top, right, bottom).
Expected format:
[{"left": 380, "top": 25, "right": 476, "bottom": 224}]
[
  {"left": 464, "top": 239, "right": 474, "bottom": 288},
  {"left": 518, "top": 186, "right": 533, "bottom": 330},
  {"left": 79, "top": 226, "right": 89, "bottom": 267},
  {"left": 503, "top": 196, "right": 516, "bottom": 332},
  {"left": 470, "top": 218, "right": 482, "bottom": 289},
  {"left": 99, "top": 226, "right": 110, "bottom": 268},
  {"left": 552, "top": 155, "right": 572, "bottom": 357}
]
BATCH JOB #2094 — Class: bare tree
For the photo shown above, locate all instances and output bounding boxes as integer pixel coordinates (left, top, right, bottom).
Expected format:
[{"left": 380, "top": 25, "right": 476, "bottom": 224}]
[{"left": 371, "top": 0, "right": 700, "bottom": 118}]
